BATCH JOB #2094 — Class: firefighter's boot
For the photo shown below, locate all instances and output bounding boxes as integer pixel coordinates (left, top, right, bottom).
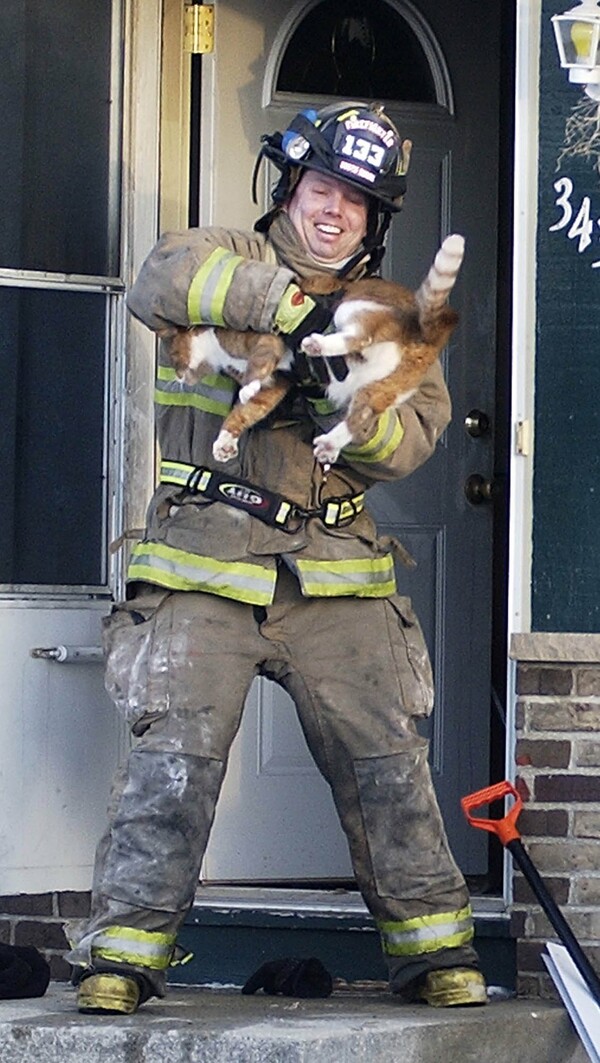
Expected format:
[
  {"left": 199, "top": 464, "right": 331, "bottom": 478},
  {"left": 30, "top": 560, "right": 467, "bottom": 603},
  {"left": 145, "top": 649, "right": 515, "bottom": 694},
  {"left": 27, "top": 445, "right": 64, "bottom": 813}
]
[
  {"left": 419, "top": 967, "right": 488, "bottom": 1007},
  {"left": 77, "top": 972, "right": 141, "bottom": 1015}
]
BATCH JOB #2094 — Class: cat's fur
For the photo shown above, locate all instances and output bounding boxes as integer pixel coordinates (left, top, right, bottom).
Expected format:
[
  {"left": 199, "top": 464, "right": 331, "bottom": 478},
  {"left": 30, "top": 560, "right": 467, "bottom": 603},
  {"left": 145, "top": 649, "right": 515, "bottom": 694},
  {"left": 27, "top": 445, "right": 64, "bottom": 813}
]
[{"left": 159, "top": 233, "right": 465, "bottom": 465}]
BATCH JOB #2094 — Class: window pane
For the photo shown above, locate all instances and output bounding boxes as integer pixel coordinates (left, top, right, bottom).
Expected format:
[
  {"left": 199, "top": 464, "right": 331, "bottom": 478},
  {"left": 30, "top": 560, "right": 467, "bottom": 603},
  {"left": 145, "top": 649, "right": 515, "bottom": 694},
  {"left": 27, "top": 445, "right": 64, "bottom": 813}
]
[
  {"left": 0, "top": 0, "right": 118, "bottom": 275},
  {"left": 0, "top": 288, "right": 107, "bottom": 586},
  {"left": 277, "top": 0, "right": 436, "bottom": 103}
]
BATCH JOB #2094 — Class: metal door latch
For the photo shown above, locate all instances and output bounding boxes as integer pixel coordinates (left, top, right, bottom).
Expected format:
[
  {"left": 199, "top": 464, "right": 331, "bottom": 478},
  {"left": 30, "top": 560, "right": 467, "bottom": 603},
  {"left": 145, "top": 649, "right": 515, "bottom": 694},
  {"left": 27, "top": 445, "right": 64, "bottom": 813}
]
[{"left": 30, "top": 646, "right": 104, "bottom": 663}]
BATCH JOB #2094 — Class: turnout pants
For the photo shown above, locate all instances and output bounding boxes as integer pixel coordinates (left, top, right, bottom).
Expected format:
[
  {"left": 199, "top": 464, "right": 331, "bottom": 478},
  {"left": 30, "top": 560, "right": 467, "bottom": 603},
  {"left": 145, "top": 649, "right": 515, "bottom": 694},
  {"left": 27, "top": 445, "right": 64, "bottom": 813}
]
[{"left": 67, "top": 565, "right": 478, "bottom": 995}]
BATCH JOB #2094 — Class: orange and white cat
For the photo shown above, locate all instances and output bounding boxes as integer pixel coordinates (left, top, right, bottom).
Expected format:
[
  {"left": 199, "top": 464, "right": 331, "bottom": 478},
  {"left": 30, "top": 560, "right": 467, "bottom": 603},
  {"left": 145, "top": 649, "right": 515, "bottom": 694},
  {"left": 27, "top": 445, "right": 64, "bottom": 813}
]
[{"left": 159, "top": 233, "right": 465, "bottom": 465}]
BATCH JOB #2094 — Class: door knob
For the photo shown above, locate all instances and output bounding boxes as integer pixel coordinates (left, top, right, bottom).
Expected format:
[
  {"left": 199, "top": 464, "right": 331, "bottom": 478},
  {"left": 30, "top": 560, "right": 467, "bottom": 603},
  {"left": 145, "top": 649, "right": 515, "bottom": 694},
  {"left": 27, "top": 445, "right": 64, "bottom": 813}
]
[
  {"left": 464, "top": 409, "right": 490, "bottom": 438},
  {"left": 464, "top": 473, "right": 496, "bottom": 505}
]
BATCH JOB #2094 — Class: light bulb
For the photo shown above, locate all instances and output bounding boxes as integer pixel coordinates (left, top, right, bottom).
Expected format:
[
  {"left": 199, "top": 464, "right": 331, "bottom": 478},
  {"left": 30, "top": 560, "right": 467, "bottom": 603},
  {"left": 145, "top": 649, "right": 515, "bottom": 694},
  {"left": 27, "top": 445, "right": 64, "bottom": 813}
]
[{"left": 570, "top": 20, "right": 597, "bottom": 63}]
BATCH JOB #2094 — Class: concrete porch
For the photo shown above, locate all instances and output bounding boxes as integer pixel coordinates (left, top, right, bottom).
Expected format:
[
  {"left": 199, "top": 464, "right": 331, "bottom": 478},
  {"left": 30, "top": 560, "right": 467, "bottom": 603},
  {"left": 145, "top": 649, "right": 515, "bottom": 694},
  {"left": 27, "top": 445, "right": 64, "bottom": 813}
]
[{"left": 0, "top": 982, "right": 587, "bottom": 1063}]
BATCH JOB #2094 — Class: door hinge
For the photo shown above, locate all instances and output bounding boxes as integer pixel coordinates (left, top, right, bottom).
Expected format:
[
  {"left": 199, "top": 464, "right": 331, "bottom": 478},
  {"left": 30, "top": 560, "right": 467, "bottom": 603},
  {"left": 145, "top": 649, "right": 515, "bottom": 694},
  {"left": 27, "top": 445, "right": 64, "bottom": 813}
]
[{"left": 184, "top": 3, "right": 214, "bottom": 54}]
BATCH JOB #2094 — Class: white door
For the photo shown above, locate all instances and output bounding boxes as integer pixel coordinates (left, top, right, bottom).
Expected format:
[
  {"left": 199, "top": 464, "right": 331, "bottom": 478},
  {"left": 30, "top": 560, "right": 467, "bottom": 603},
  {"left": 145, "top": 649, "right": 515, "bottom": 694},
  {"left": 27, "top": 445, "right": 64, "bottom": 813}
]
[
  {"left": 201, "top": 0, "right": 505, "bottom": 880},
  {"left": 0, "top": 0, "right": 160, "bottom": 894}
]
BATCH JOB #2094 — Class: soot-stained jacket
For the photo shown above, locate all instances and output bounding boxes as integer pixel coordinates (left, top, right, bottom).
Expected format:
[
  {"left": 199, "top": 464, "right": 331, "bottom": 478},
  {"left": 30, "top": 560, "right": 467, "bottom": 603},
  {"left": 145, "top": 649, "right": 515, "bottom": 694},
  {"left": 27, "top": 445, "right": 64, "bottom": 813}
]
[{"left": 125, "top": 212, "right": 452, "bottom": 605}]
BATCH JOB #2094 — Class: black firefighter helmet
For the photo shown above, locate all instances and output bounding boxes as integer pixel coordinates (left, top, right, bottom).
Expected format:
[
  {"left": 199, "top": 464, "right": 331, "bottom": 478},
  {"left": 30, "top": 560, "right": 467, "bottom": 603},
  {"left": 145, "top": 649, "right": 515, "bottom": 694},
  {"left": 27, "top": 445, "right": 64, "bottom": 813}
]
[{"left": 253, "top": 101, "right": 412, "bottom": 275}]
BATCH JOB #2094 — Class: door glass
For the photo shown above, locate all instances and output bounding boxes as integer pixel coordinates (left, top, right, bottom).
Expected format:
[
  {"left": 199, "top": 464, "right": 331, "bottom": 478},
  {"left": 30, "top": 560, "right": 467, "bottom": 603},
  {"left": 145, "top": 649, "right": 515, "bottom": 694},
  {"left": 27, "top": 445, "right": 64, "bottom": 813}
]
[
  {"left": 276, "top": 0, "right": 436, "bottom": 103},
  {"left": 0, "top": 287, "right": 107, "bottom": 587},
  {"left": 0, "top": 0, "right": 118, "bottom": 275}
]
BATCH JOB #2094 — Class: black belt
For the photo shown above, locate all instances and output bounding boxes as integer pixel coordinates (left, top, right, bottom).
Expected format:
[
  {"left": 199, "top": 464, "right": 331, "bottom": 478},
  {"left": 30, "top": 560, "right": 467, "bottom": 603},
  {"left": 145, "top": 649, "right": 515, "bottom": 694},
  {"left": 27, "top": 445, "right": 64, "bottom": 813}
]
[{"left": 160, "top": 461, "right": 364, "bottom": 531}]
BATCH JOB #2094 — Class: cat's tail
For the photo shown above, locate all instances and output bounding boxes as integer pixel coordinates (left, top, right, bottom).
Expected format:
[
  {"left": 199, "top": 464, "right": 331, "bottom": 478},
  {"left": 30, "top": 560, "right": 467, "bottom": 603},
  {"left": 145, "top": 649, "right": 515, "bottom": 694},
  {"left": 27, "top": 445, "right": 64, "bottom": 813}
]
[{"left": 416, "top": 234, "right": 465, "bottom": 315}]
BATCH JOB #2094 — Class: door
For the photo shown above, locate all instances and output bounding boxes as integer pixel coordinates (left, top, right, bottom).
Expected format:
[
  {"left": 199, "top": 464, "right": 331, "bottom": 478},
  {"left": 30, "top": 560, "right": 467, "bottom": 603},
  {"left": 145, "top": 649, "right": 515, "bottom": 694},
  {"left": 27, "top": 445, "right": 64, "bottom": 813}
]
[
  {"left": 0, "top": 0, "right": 160, "bottom": 894},
  {"left": 200, "top": 0, "right": 504, "bottom": 880}
]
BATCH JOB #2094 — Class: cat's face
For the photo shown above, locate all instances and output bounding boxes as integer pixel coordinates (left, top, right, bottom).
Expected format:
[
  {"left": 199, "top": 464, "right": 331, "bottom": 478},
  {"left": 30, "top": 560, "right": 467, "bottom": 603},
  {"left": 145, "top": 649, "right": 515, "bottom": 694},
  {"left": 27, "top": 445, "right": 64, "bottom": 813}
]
[{"left": 286, "top": 171, "right": 368, "bottom": 263}]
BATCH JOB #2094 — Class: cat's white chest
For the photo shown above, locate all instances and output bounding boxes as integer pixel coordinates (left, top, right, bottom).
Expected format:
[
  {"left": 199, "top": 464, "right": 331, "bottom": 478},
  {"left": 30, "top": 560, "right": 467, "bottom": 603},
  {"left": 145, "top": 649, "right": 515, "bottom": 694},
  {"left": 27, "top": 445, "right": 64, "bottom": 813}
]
[
  {"left": 325, "top": 341, "right": 401, "bottom": 406},
  {"left": 188, "top": 329, "right": 246, "bottom": 376}
]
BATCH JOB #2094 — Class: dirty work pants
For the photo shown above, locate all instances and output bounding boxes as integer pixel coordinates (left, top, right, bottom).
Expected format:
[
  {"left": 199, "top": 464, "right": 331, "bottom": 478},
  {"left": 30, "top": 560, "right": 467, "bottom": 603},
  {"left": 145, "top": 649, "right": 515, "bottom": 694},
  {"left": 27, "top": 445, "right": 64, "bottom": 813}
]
[{"left": 68, "top": 567, "right": 479, "bottom": 995}]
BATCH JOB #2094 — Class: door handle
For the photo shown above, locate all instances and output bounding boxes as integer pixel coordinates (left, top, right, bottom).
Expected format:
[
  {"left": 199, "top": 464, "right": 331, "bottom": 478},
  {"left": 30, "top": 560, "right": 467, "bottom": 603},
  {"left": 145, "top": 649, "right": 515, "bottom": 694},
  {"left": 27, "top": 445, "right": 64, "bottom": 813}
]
[
  {"left": 30, "top": 645, "right": 104, "bottom": 663},
  {"left": 464, "top": 473, "right": 496, "bottom": 505},
  {"left": 464, "top": 409, "right": 490, "bottom": 438}
]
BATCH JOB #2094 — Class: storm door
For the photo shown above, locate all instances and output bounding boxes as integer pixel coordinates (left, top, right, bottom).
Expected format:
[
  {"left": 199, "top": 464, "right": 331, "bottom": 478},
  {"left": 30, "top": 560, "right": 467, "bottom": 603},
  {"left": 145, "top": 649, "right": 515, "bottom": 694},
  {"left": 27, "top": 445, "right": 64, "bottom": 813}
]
[{"left": 0, "top": 0, "right": 127, "bottom": 893}]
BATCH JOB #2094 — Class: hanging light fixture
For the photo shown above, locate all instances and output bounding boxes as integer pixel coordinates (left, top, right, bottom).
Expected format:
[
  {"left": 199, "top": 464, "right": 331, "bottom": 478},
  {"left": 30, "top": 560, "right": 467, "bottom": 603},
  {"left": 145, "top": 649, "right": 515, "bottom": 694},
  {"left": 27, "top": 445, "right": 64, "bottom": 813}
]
[{"left": 552, "top": 0, "right": 600, "bottom": 100}]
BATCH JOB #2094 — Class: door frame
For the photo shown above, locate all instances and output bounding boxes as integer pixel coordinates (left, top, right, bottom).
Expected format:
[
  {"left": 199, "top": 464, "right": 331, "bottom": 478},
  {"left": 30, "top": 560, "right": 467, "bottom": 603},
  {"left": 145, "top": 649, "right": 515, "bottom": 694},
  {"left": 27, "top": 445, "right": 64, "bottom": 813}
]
[{"left": 158, "top": 0, "right": 540, "bottom": 909}]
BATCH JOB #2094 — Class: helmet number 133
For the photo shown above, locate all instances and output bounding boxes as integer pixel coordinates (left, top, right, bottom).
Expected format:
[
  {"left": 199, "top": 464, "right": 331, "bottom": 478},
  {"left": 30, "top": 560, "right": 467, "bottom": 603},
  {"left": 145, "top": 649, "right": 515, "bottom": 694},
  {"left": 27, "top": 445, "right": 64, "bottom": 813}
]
[{"left": 340, "top": 135, "right": 385, "bottom": 168}]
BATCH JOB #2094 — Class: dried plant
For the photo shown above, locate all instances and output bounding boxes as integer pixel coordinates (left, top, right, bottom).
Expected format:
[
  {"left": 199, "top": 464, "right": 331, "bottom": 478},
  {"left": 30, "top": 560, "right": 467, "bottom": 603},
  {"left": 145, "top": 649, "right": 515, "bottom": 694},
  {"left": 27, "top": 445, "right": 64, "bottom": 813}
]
[{"left": 557, "top": 94, "right": 600, "bottom": 175}]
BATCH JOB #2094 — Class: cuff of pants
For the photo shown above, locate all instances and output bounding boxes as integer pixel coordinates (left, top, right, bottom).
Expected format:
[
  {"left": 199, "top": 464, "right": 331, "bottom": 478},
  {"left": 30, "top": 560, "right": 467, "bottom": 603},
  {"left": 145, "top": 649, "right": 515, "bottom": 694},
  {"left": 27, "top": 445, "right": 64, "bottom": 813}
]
[
  {"left": 79, "top": 958, "right": 166, "bottom": 1002},
  {"left": 386, "top": 944, "right": 481, "bottom": 995}
]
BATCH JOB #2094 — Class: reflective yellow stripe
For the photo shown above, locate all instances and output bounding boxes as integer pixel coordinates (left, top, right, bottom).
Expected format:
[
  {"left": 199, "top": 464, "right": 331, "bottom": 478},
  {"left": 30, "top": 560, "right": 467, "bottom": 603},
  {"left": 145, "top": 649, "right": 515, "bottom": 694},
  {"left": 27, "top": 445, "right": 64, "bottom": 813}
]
[
  {"left": 155, "top": 367, "right": 235, "bottom": 416},
  {"left": 322, "top": 494, "right": 365, "bottom": 526},
  {"left": 295, "top": 555, "right": 396, "bottom": 597},
  {"left": 160, "top": 460, "right": 202, "bottom": 489},
  {"left": 91, "top": 926, "right": 176, "bottom": 971},
  {"left": 378, "top": 906, "right": 474, "bottom": 957},
  {"left": 342, "top": 408, "right": 404, "bottom": 464},
  {"left": 128, "top": 541, "right": 276, "bottom": 605},
  {"left": 187, "top": 248, "right": 245, "bottom": 326},
  {"left": 274, "top": 283, "right": 315, "bottom": 333}
]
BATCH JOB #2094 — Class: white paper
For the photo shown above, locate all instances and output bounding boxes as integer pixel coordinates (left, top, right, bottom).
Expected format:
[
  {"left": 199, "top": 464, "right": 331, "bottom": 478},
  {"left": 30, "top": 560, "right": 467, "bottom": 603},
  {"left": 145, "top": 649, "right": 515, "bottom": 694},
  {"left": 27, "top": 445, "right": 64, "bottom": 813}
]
[{"left": 543, "top": 941, "right": 600, "bottom": 1063}]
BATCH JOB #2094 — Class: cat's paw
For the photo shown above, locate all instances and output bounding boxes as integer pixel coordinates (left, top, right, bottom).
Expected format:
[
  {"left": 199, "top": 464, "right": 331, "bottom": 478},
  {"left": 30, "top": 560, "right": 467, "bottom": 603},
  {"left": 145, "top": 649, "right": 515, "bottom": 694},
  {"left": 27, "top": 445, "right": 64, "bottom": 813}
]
[
  {"left": 239, "top": 379, "right": 261, "bottom": 405},
  {"left": 300, "top": 333, "right": 325, "bottom": 356},
  {"left": 313, "top": 434, "right": 341, "bottom": 465},
  {"left": 212, "top": 430, "right": 239, "bottom": 463}
]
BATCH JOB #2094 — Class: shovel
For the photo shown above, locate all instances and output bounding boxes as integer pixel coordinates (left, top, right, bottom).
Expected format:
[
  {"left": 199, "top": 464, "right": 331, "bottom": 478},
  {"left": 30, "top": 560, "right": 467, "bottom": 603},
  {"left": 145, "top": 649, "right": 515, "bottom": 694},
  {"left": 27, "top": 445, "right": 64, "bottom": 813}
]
[{"left": 461, "top": 779, "right": 600, "bottom": 1006}]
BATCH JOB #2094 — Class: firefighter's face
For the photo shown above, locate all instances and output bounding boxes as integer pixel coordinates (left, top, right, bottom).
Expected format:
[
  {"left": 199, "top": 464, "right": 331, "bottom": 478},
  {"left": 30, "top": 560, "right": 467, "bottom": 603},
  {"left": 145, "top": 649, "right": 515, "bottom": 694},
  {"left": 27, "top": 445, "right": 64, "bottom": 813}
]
[{"left": 286, "top": 170, "right": 369, "bottom": 263}]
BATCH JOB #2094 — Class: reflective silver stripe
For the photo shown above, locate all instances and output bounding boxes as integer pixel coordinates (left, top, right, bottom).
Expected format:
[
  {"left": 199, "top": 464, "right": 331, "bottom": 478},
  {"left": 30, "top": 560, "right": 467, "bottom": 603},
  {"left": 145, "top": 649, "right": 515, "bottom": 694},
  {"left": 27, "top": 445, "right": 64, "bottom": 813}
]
[
  {"left": 160, "top": 461, "right": 202, "bottom": 489},
  {"left": 295, "top": 556, "right": 395, "bottom": 596},
  {"left": 378, "top": 907, "right": 474, "bottom": 957},
  {"left": 155, "top": 368, "right": 235, "bottom": 415},
  {"left": 187, "top": 248, "right": 245, "bottom": 326},
  {"left": 91, "top": 929, "right": 175, "bottom": 970},
  {"left": 343, "top": 408, "right": 404, "bottom": 464},
  {"left": 128, "top": 542, "right": 276, "bottom": 606}
]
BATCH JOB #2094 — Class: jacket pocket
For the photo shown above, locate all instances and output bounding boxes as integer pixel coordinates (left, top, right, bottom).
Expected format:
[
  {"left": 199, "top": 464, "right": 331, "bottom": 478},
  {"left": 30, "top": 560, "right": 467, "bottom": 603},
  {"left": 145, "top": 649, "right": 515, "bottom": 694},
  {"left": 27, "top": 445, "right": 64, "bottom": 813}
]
[
  {"left": 384, "top": 594, "right": 434, "bottom": 718},
  {"left": 102, "top": 588, "right": 171, "bottom": 734}
]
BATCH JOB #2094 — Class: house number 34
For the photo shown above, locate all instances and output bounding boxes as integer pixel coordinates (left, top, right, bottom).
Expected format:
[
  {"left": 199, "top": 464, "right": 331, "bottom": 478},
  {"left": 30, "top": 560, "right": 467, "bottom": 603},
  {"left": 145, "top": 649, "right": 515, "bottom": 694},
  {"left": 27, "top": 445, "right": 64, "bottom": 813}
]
[{"left": 550, "top": 177, "right": 600, "bottom": 268}]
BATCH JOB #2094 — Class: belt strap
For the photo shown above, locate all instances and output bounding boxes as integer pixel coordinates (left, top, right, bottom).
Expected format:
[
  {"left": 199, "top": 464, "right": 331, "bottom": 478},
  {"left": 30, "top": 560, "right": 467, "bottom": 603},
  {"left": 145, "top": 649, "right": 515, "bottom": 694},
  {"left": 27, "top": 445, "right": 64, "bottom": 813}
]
[{"left": 160, "top": 461, "right": 364, "bottom": 530}]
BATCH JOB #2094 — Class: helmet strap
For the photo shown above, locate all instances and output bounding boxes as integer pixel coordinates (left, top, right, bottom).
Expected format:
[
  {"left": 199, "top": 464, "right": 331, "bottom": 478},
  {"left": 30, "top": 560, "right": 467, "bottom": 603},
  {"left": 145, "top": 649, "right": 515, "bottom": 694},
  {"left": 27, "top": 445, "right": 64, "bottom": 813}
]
[{"left": 336, "top": 209, "right": 392, "bottom": 279}]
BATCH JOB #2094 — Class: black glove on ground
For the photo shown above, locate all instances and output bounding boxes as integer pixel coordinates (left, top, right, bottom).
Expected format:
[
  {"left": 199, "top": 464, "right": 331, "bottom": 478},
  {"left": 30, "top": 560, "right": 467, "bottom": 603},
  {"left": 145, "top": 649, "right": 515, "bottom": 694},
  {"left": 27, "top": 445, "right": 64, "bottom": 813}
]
[
  {"left": 0, "top": 943, "right": 51, "bottom": 999},
  {"left": 241, "top": 956, "right": 333, "bottom": 998}
]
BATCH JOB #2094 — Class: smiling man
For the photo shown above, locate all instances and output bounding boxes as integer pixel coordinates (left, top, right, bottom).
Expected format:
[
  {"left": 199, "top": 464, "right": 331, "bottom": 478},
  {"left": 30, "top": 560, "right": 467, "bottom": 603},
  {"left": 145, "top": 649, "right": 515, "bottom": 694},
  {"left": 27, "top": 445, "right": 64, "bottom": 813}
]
[
  {"left": 68, "top": 101, "right": 487, "bottom": 1016},
  {"left": 286, "top": 169, "right": 369, "bottom": 264}
]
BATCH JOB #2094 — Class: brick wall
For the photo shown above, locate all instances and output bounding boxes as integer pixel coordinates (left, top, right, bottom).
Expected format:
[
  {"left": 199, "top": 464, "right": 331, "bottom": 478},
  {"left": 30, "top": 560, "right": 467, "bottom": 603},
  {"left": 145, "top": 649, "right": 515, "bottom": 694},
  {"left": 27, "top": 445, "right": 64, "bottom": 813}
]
[
  {"left": 511, "top": 634, "right": 600, "bottom": 998},
  {"left": 0, "top": 891, "right": 90, "bottom": 982}
]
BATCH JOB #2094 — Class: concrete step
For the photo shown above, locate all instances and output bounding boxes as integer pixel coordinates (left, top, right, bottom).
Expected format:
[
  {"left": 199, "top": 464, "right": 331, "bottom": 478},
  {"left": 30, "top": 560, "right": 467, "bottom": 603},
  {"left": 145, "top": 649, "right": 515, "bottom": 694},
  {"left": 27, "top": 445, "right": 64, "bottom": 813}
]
[{"left": 0, "top": 983, "right": 587, "bottom": 1063}]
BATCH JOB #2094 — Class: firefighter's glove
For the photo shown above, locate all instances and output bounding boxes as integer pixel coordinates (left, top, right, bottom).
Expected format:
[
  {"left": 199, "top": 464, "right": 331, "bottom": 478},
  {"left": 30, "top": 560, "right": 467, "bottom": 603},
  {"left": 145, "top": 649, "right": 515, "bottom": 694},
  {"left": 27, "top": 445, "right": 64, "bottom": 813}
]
[
  {"left": 274, "top": 284, "right": 339, "bottom": 350},
  {"left": 241, "top": 956, "right": 333, "bottom": 998},
  {"left": 0, "top": 944, "right": 50, "bottom": 999}
]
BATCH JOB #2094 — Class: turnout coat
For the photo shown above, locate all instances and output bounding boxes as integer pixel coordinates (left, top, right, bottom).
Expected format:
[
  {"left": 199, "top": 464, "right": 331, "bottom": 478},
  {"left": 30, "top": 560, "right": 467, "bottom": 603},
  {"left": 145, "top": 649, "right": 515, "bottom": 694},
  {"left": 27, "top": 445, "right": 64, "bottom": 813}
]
[{"left": 126, "top": 212, "right": 452, "bottom": 605}]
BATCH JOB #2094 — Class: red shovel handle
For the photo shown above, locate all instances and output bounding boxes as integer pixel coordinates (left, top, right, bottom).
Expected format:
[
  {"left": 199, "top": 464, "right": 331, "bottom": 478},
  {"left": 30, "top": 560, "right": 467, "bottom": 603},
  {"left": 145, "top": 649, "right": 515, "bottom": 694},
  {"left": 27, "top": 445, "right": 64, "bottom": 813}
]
[{"left": 461, "top": 780, "right": 523, "bottom": 846}]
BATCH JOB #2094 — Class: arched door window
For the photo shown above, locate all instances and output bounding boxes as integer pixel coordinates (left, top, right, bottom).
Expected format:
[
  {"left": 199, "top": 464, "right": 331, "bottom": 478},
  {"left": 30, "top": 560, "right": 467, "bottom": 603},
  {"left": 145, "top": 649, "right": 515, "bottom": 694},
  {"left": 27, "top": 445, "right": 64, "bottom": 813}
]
[{"left": 276, "top": 0, "right": 437, "bottom": 104}]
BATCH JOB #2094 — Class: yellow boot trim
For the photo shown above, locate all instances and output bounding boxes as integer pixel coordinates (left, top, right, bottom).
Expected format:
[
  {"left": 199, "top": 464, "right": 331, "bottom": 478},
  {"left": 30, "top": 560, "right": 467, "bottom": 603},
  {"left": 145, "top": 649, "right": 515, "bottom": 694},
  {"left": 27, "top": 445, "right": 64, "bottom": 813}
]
[
  {"left": 419, "top": 967, "right": 488, "bottom": 1007},
  {"left": 78, "top": 973, "right": 141, "bottom": 1015}
]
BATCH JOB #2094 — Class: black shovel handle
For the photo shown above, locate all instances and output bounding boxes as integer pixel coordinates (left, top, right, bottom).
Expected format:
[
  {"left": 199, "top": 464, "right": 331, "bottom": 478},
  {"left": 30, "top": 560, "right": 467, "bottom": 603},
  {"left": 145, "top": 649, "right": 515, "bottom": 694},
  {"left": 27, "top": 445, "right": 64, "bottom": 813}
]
[
  {"left": 507, "top": 838, "right": 600, "bottom": 1005},
  {"left": 462, "top": 781, "right": 600, "bottom": 1005}
]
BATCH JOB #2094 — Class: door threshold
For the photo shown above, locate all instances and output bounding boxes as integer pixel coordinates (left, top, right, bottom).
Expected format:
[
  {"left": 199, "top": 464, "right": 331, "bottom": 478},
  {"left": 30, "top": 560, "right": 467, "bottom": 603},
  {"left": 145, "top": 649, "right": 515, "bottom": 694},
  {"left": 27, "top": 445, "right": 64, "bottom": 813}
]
[{"left": 194, "top": 884, "right": 507, "bottom": 920}]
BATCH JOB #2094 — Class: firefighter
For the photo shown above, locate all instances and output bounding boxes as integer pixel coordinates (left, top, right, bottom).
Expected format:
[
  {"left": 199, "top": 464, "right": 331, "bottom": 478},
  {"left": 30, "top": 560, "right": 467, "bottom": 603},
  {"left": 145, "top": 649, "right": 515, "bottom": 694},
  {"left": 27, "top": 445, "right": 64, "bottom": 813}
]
[{"left": 68, "top": 101, "right": 487, "bottom": 1014}]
